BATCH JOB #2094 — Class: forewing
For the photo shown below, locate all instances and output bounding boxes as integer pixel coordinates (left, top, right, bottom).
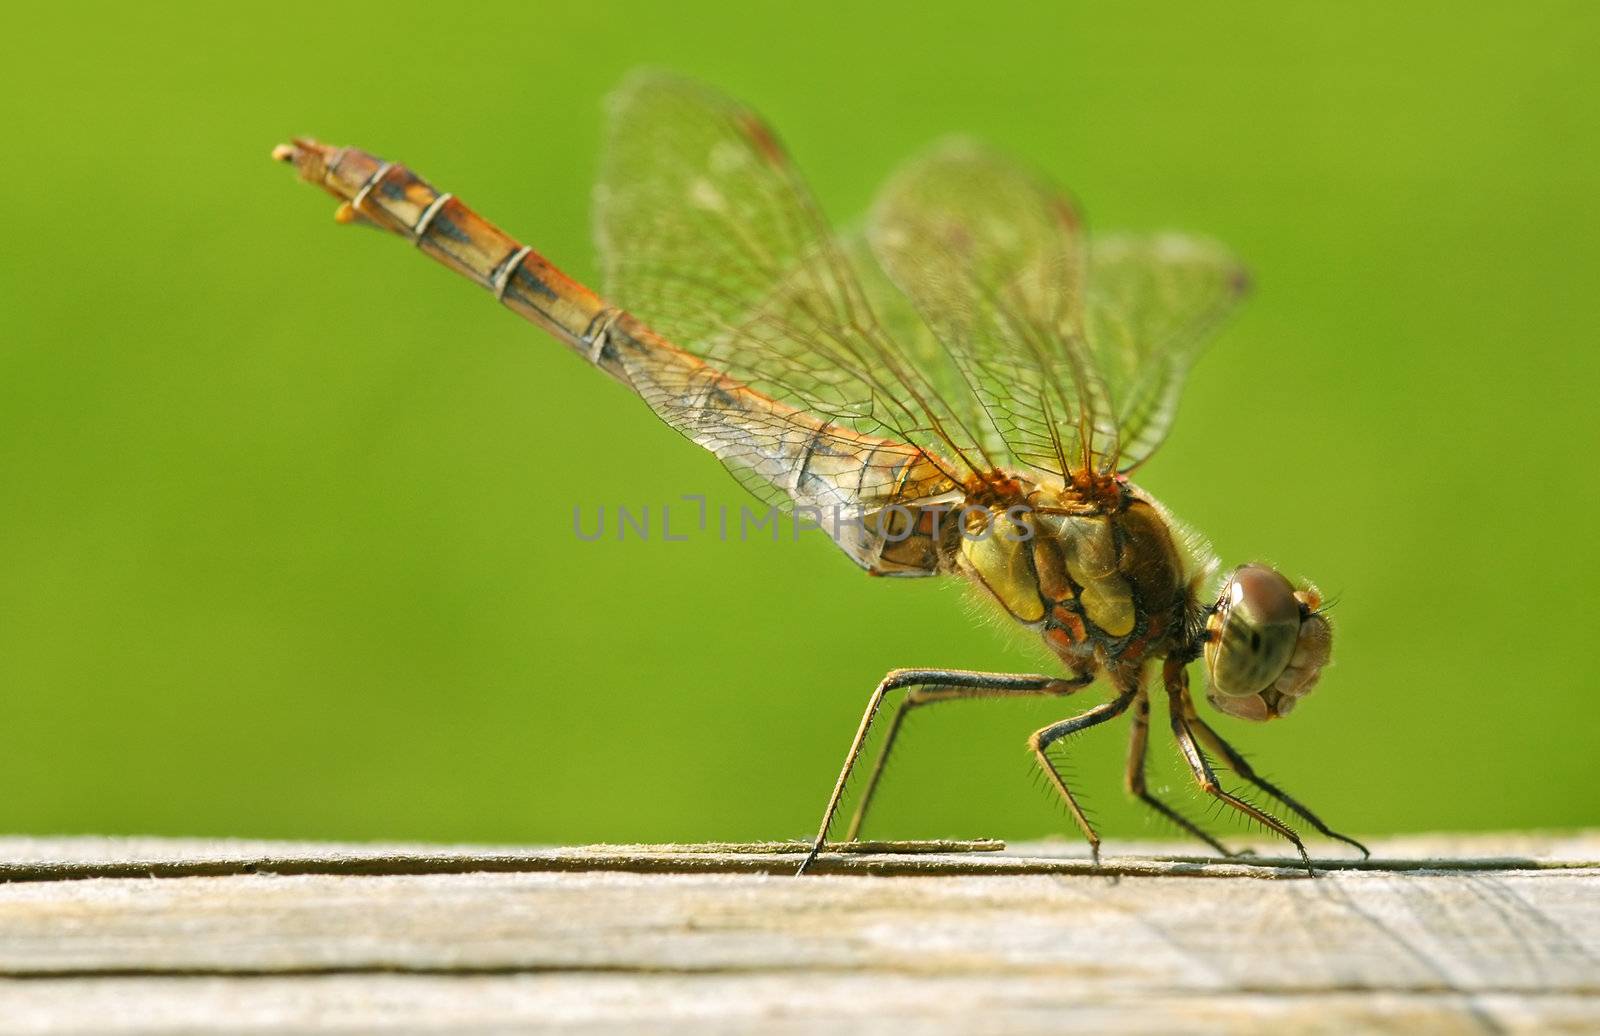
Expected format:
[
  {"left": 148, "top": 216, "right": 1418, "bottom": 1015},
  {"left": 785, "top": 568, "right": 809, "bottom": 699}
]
[
  {"left": 594, "top": 72, "right": 988, "bottom": 516},
  {"left": 1086, "top": 234, "right": 1249, "bottom": 471},
  {"left": 594, "top": 75, "right": 1246, "bottom": 503},
  {"left": 867, "top": 140, "right": 1113, "bottom": 479}
]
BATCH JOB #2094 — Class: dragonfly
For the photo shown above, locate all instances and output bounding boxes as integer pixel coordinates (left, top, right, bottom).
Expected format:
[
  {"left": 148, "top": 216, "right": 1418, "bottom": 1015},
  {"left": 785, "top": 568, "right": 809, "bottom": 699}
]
[{"left": 274, "top": 71, "right": 1366, "bottom": 874}]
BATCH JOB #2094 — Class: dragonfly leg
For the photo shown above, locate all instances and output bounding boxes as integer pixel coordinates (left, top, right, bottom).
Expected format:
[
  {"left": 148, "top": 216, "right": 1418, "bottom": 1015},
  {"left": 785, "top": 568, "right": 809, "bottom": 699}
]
[
  {"left": 798, "top": 669, "right": 1089, "bottom": 876},
  {"left": 1125, "top": 687, "right": 1237, "bottom": 857},
  {"left": 1162, "top": 661, "right": 1315, "bottom": 875},
  {"left": 1028, "top": 679, "right": 1140, "bottom": 865},
  {"left": 842, "top": 672, "right": 1094, "bottom": 843},
  {"left": 1179, "top": 692, "right": 1370, "bottom": 858}
]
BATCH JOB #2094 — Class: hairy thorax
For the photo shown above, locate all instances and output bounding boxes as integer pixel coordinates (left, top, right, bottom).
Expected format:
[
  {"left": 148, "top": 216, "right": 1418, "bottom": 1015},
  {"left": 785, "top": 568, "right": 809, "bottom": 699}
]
[{"left": 944, "top": 473, "right": 1201, "bottom": 672}]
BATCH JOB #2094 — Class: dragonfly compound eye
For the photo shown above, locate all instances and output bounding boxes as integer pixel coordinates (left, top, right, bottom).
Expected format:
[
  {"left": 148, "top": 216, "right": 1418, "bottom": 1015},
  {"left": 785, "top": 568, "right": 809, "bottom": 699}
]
[{"left": 1204, "top": 564, "right": 1331, "bottom": 721}]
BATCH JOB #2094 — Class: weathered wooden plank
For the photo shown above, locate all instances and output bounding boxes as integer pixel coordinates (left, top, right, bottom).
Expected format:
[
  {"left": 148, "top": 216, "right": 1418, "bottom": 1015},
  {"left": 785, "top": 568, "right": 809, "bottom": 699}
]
[
  {"left": 0, "top": 839, "right": 1011, "bottom": 884},
  {"left": 1, "top": 834, "right": 1592, "bottom": 882},
  {"left": 0, "top": 834, "right": 1595, "bottom": 1034},
  {"left": 2, "top": 977, "right": 1597, "bottom": 1035}
]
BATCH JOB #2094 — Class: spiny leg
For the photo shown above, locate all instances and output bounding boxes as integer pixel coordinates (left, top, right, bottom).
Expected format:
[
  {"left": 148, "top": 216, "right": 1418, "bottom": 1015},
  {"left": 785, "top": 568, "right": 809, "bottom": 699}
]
[
  {"left": 843, "top": 673, "right": 1094, "bottom": 843},
  {"left": 1180, "top": 697, "right": 1370, "bottom": 858},
  {"left": 798, "top": 669, "right": 1089, "bottom": 875},
  {"left": 1029, "top": 681, "right": 1139, "bottom": 865},
  {"left": 1163, "top": 663, "right": 1313, "bottom": 874},
  {"left": 1124, "top": 687, "right": 1236, "bottom": 857}
]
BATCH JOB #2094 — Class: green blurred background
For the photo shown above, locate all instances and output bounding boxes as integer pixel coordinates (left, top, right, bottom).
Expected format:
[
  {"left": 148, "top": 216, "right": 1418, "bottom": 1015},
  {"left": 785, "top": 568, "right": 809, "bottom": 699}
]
[{"left": 3, "top": 2, "right": 1596, "bottom": 848}]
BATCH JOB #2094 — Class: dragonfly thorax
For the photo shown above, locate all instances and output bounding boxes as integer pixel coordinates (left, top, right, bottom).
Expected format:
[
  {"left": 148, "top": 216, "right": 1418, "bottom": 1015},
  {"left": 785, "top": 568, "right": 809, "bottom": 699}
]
[{"left": 950, "top": 477, "right": 1200, "bottom": 672}]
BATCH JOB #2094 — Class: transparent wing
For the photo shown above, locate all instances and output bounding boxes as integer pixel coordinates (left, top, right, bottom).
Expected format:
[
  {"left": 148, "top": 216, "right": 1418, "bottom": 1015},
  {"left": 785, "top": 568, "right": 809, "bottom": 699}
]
[
  {"left": 869, "top": 141, "right": 1250, "bottom": 477},
  {"left": 867, "top": 139, "right": 1113, "bottom": 479},
  {"left": 596, "top": 73, "right": 1247, "bottom": 506},
  {"left": 594, "top": 71, "right": 996, "bottom": 520},
  {"left": 1085, "top": 233, "right": 1249, "bottom": 471}
]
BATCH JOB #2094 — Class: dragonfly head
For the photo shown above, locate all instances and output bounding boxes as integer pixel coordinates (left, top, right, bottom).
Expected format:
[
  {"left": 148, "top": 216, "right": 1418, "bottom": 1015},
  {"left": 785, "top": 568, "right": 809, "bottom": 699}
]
[{"left": 1202, "top": 564, "right": 1332, "bottom": 722}]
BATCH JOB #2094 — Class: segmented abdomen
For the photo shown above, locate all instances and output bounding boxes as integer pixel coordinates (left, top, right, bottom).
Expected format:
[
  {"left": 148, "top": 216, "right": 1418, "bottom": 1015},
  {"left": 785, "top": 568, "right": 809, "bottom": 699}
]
[{"left": 276, "top": 141, "right": 959, "bottom": 573}]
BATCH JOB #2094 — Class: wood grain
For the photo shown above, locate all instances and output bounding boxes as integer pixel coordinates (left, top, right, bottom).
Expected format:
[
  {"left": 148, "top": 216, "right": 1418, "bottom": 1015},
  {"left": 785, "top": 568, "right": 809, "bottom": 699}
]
[{"left": 0, "top": 834, "right": 1596, "bottom": 1033}]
